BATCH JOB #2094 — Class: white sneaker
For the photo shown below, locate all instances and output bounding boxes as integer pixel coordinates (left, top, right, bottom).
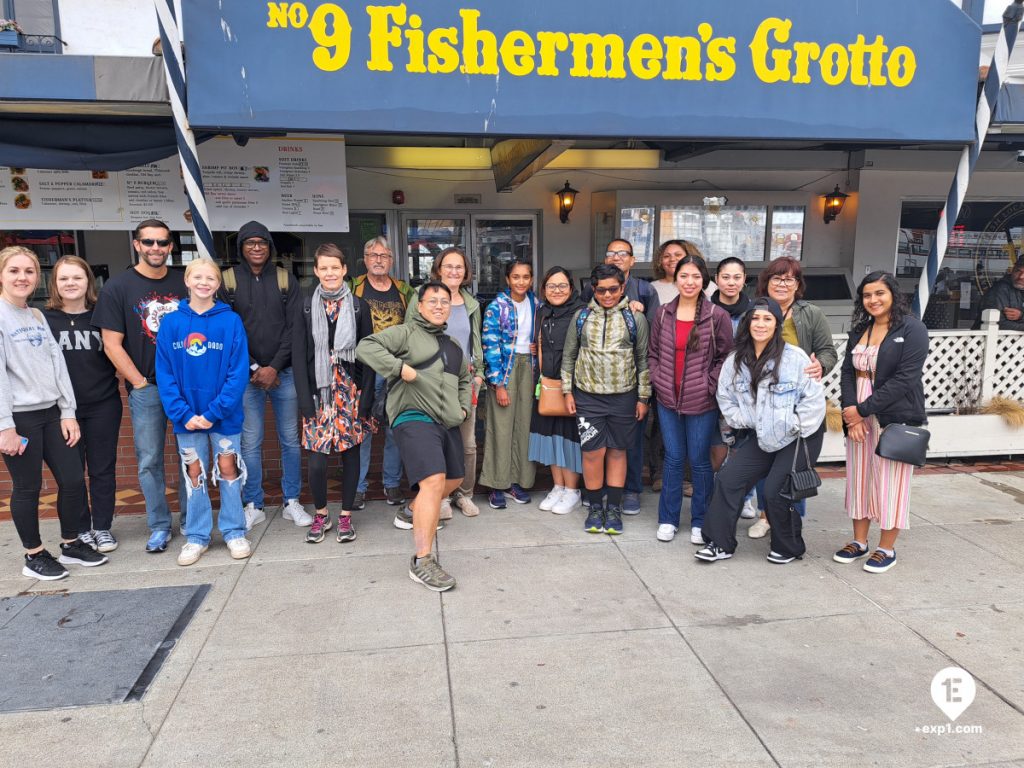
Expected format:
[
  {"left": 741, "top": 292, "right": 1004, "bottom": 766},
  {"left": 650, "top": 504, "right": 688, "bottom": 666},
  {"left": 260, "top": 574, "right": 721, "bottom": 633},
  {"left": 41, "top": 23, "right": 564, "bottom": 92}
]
[
  {"left": 551, "top": 488, "right": 581, "bottom": 514},
  {"left": 538, "top": 486, "right": 565, "bottom": 511},
  {"left": 740, "top": 498, "right": 758, "bottom": 519},
  {"left": 282, "top": 499, "right": 313, "bottom": 527},
  {"left": 177, "top": 542, "right": 208, "bottom": 566},
  {"left": 748, "top": 517, "right": 771, "bottom": 539},
  {"left": 657, "top": 523, "right": 677, "bottom": 542},
  {"left": 439, "top": 497, "right": 453, "bottom": 520},
  {"left": 690, "top": 526, "right": 704, "bottom": 545},
  {"left": 243, "top": 503, "right": 266, "bottom": 531},
  {"left": 227, "top": 537, "right": 252, "bottom": 559}
]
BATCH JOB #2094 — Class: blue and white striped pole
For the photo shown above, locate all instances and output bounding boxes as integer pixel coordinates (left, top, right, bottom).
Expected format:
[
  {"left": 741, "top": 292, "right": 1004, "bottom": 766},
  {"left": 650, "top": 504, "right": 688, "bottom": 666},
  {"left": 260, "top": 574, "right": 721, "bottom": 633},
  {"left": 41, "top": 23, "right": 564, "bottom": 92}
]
[
  {"left": 154, "top": 0, "right": 215, "bottom": 260},
  {"left": 913, "top": 0, "right": 1024, "bottom": 318}
]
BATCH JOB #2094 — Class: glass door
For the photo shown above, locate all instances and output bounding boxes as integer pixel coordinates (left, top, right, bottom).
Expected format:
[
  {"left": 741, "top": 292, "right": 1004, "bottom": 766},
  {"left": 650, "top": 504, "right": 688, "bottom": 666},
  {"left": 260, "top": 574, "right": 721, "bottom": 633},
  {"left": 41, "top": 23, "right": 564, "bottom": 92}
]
[
  {"left": 402, "top": 216, "right": 467, "bottom": 287},
  {"left": 472, "top": 215, "right": 537, "bottom": 299}
]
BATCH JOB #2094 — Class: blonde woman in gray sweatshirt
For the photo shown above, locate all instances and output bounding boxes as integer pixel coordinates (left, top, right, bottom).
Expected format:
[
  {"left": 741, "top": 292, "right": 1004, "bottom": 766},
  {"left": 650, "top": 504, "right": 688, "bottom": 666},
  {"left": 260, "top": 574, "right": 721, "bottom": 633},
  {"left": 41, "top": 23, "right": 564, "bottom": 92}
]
[{"left": 0, "top": 246, "right": 107, "bottom": 581}]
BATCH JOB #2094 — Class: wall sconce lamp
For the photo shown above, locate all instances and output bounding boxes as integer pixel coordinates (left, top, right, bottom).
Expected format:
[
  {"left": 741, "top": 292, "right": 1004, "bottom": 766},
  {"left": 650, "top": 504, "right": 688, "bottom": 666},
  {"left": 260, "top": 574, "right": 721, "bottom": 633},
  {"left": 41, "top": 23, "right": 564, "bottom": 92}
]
[
  {"left": 822, "top": 185, "right": 849, "bottom": 224},
  {"left": 557, "top": 181, "right": 578, "bottom": 223}
]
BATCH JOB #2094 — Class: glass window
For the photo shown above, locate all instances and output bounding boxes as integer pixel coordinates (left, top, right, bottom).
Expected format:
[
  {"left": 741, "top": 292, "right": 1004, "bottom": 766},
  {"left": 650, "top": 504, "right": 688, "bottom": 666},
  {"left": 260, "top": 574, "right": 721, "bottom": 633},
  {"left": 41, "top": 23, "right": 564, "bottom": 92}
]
[
  {"left": 404, "top": 217, "right": 466, "bottom": 287},
  {"left": 619, "top": 207, "right": 655, "bottom": 262},
  {"left": 768, "top": 206, "right": 806, "bottom": 260},
  {"left": 660, "top": 205, "right": 768, "bottom": 262},
  {"left": 897, "top": 201, "right": 1024, "bottom": 329},
  {"left": 474, "top": 217, "right": 535, "bottom": 298}
]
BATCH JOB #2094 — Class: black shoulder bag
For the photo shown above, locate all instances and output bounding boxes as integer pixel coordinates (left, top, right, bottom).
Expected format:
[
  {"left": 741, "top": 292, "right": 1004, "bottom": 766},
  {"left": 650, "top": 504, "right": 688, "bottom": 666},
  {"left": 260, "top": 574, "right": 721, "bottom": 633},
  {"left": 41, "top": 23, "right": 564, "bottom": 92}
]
[
  {"left": 779, "top": 435, "right": 822, "bottom": 502},
  {"left": 866, "top": 328, "right": 930, "bottom": 468}
]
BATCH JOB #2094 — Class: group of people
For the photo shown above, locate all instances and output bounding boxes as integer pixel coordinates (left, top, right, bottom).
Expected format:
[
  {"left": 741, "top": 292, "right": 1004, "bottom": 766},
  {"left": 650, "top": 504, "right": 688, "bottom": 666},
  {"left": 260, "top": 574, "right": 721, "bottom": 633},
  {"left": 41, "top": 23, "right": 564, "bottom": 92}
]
[{"left": 0, "top": 221, "right": 931, "bottom": 591}]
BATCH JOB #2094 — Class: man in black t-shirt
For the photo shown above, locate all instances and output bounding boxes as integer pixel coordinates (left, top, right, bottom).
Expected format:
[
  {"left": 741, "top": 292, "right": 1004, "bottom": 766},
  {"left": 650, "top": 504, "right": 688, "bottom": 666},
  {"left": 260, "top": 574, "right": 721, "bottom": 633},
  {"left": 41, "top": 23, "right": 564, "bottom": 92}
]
[
  {"left": 350, "top": 236, "right": 416, "bottom": 507},
  {"left": 93, "top": 219, "right": 188, "bottom": 554}
]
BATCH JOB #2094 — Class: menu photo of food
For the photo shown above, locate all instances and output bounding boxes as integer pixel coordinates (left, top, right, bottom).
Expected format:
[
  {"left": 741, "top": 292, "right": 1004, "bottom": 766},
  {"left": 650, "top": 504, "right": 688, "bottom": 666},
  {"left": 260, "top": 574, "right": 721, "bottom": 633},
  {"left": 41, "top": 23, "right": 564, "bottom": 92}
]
[
  {"left": 14, "top": 194, "right": 31, "bottom": 210},
  {"left": 91, "top": 171, "right": 109, "bottom": 180},
  {"left": 11, "top": 176, "right": 28, "bottom": 192},
  {"left": 253, "top": 166, "right": 270, "bottom": 183},
  {"left": 9, "top": 168, "right": 26, "bottom": 175}
]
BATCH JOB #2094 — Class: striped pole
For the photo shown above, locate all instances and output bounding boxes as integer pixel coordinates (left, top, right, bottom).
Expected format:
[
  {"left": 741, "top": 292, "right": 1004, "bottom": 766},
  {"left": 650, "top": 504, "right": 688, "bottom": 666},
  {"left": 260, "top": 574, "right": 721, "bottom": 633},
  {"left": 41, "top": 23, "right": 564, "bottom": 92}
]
[
  {"left": 913, "top": 0, "right": 1024, "bottom": 318},
  {"left": 154, "top": 0, "right": 215, "bottom": 260}
]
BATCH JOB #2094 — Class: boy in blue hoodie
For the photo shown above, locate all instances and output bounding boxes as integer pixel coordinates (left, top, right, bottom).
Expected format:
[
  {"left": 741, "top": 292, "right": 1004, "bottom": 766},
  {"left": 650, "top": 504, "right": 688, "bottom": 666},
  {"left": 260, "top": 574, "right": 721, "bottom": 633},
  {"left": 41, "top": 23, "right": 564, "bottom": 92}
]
[{"left": 156, "top": 259, "right": 250, "bottom": 566}]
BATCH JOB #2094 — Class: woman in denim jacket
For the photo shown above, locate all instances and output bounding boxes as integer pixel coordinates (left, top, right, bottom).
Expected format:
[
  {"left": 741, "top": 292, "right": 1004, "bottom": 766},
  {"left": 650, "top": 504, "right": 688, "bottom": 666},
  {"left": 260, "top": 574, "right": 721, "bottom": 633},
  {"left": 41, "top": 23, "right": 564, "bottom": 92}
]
[
  {"left": 696, "top": 297, "right": 825, "bottom": 565},
  {"left": 479, "top": 258, "right": 537, "bottom": 509}
]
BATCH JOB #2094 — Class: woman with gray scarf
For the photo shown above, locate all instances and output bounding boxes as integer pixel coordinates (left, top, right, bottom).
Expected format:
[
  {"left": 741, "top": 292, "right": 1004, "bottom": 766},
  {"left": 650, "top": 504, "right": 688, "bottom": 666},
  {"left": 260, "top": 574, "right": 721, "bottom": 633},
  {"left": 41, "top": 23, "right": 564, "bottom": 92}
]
[{"left": 293, "top": 244, "right": 374, "bottom": 544}]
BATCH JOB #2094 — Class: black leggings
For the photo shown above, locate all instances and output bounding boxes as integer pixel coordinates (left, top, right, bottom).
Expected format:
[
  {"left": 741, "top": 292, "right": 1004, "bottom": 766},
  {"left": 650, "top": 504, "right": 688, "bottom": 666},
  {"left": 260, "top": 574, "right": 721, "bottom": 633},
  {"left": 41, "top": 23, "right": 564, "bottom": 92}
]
[
  {"left": 703, "top": 425, "right": 825, "bottom": 559},
  {"left": 76, "top": 394, "right": 122, "bottom": 533},
  {"left": 307, "top": 446, "right": 359, "bottom": 511},
  {"left": 2, "top": 406, "right": 85, "bottom": 549}
]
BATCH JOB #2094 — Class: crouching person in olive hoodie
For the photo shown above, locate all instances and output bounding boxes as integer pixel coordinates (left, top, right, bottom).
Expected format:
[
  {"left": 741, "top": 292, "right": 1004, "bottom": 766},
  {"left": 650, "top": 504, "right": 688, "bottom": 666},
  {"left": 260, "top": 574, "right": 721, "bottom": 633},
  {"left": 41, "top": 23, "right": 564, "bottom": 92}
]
[{"left": 356, "top": 281, "right": 472, "bottom": 592}]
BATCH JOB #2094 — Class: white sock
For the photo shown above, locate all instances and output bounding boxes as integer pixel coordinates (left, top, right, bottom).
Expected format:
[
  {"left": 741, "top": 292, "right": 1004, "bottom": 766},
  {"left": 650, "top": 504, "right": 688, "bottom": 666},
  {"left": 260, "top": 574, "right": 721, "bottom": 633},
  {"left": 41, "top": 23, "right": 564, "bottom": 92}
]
[{"left": 876, "top": 546, "right": 895, "bottom": 557}]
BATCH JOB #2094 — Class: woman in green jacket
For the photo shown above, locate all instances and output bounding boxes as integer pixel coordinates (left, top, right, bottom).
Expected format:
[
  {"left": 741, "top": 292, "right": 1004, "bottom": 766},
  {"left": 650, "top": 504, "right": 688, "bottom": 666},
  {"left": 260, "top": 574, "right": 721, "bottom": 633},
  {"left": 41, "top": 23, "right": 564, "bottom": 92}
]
[{"left": 406, "top": 247, "right": 483, "bottom": 517}]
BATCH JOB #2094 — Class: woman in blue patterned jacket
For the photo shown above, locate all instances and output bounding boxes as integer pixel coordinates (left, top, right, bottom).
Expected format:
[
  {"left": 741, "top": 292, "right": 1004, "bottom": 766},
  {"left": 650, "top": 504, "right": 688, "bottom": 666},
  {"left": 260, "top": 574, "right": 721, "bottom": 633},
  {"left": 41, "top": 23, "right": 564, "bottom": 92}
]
[{"left": 479, "top": 258, "right": 537, "bottom": 510}]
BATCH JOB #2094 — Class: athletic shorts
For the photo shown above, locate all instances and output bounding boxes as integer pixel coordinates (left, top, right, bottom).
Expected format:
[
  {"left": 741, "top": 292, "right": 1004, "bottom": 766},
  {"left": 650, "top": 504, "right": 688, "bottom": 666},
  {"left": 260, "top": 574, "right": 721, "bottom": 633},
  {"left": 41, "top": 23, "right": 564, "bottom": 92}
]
[
  {"left": 573, "top": 389, "right": 638, "bottom": 452},
  {"left": 393, "top": 420, "right": 465, "bottom": 490}
]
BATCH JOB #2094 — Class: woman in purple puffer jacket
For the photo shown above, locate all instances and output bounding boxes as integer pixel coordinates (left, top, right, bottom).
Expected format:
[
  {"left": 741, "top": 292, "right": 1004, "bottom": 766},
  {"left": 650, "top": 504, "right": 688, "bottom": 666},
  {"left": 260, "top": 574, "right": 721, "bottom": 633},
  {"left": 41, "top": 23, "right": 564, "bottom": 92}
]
[{"left": 647, "top": 255, "right": 733, "bottom": 545}]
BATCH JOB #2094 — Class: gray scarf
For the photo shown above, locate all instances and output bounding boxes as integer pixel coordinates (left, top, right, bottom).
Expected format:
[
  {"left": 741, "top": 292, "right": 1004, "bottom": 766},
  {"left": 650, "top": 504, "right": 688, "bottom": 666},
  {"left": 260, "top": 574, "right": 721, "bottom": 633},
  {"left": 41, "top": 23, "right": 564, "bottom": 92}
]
[{"left": 312, "top": 282, "right": 356, "bottom": 405}]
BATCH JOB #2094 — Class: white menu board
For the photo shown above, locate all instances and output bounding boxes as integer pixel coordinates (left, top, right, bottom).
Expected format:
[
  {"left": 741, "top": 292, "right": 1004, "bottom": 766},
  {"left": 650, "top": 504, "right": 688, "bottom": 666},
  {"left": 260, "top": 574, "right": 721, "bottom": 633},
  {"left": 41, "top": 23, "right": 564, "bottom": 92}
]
[{"left": 1, "top": 137, "right": 348, "bottom": 232}]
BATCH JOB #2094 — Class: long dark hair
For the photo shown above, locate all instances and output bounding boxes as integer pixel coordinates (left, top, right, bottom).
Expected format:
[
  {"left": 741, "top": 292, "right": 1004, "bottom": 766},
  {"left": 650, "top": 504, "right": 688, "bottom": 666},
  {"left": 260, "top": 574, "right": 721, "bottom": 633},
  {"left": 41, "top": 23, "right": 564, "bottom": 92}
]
[
  {"left": 850, "top": 270, "right": 908, "bottom": 336},
  {"left": 673, "top": 255, "right": 709, "bottom": 353},
  {"left": 732, "top": 307, "right": 786, "bottom": 397}
]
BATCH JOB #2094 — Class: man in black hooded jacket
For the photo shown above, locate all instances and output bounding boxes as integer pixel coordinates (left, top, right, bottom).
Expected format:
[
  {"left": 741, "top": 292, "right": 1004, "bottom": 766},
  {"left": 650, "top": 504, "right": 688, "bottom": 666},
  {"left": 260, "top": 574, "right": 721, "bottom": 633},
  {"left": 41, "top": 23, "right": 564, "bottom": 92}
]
[
  {"left": 978, "top": 262, "right": 1024, "bottom": 331},
  {"left": 220, "top": 220, "right": 309, "bottom": 530}
]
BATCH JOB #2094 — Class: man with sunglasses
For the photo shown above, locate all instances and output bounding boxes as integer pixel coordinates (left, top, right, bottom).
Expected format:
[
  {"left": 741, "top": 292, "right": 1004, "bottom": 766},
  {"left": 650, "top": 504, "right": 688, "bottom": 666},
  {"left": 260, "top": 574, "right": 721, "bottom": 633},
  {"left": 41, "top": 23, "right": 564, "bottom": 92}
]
[
  {"left": 220, "top": 221, "right": 308, "bottom": 532},
  {"left": 582, "top": 239, "right": 659, "bottom": 514},
  {"left": 94, "top": 219, "right": 188, "bottom": 553},
  {"left": 350, "top": 236, "right": 416, "bottom": 509}
]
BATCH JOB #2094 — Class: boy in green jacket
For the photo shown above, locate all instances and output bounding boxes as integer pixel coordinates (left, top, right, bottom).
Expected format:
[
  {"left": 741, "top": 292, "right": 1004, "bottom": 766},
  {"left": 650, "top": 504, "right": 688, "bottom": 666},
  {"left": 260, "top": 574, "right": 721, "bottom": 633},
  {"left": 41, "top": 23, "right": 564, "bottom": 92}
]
[{"left": 356, "top": 281, "right": 471, "bottom": 592}]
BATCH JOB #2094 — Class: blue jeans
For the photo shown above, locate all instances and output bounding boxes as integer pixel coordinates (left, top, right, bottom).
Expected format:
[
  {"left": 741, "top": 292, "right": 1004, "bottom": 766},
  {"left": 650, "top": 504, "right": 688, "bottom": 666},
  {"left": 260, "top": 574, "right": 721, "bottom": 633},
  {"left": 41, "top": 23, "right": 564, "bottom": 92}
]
[
  {"left": 625, "top": 408, "right": 647, "bottom": 494},
  {"left": 240, "top": 367, "right": 301, "bottom": 507},
  {"left": 128, "top": 384, "right": 183, "bottom": 533},
  {"left": 755, "top": 479, "right": 806, "bottom": 517},
  {"left": 656, "top": 406, "right": 718, "bottom": 528},
  {"left": 358, "top": 374, "right": 405, "bottom": 492},
  {"left": 176, "top": 431, "right": 247, "bottom": 546}
]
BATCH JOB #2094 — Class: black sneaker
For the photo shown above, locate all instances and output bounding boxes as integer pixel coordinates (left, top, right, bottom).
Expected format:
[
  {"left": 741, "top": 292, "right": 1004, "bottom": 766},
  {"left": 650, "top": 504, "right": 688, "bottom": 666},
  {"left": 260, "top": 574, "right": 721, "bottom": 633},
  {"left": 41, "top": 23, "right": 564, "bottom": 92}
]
[
  {"left": 22, "top": 550, "right": 68, "bottom": 581},
  {"left": 59, "top": 538, "right": 109, "bottom": 567},
  {"left": 604, "top": 506, "right": 623, "bottom": 535},
  {"left": 393, "top": 504, "right": 445, "bottom": 531},
  {"left": 584, "top": 507, "right": 605, "bottom": 534},
  {"left": 766, "top": 550, "right": 800, "bottom": 565},
  {"left": 352, "top": 492, "right": 366, "bottom": 511},
  {"left": 385, "top": 487, "right": 406, "bottom": 505},
  {"left": 694, "top": 543, "right": 732, "bottom": 562}
]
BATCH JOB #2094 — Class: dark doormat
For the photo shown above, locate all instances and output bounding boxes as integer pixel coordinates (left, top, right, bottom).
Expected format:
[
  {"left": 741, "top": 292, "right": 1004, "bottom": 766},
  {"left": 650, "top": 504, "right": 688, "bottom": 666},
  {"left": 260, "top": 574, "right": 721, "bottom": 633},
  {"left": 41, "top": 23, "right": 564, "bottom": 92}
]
[{"left": 0, "top": 584, "right": 209, "bottom": 713}]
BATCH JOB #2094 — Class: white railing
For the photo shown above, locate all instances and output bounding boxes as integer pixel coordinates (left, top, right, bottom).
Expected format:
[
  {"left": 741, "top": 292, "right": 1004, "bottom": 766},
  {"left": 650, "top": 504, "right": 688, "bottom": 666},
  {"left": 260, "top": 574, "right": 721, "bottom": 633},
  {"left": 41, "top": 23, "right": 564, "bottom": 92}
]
[{"left": 821, "top": 309, "right": 1024, "bottom": 412}]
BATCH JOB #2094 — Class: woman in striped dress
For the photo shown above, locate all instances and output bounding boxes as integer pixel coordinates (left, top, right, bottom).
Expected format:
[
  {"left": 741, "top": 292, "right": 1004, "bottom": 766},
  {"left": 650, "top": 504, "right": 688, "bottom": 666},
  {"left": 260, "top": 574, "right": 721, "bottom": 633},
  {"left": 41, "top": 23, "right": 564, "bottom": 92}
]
[{"left": 836, "top": 271, "right": 929, "bottom": 574}]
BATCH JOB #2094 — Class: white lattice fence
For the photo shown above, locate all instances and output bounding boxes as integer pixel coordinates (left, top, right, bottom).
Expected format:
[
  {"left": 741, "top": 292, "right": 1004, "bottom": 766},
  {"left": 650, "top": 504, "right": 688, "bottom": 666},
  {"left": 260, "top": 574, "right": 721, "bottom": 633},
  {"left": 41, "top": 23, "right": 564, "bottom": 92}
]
[
  {"left": 993, "top": 333, "right": 1024, "bottom": 401},
  {"left": 823, "top": 329, "right": 1006, "bottom": 412}
]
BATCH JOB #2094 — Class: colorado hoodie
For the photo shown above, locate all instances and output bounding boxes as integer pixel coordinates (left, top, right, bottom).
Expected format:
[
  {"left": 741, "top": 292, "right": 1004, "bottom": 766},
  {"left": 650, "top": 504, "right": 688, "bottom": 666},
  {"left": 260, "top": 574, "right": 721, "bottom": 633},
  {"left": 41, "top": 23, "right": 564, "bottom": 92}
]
[{"left": 155, "top": 300, "right": 249, "bottom": 434}]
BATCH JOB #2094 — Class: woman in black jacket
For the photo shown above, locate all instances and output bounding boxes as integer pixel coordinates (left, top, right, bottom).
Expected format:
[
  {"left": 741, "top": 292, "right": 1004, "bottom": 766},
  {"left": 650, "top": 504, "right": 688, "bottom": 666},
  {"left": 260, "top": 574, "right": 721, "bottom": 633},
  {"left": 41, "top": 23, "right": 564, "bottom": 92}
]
[
  {"left": 293, "top": 244, "right": 374, "bottom": 544},
  {"left": 835, "top": 271, "right": 928, "bottom": 574},
  {"left": 528, "top": 267, "right": 585, "bottom": 514}
]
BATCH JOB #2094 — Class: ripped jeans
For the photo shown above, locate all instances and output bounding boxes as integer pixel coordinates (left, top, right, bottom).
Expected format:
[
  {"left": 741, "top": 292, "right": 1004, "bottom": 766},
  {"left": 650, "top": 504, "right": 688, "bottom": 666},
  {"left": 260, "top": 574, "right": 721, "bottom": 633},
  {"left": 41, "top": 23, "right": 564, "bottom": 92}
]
[{"left": 175, "top": 431, "right": 247, "bottom": 546}]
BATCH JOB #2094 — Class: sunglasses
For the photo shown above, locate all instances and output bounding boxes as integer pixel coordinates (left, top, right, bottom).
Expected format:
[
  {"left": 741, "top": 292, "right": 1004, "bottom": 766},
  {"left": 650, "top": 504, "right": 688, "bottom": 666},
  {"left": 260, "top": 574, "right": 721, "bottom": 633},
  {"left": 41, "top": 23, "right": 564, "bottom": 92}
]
[
  {"left": 594, "top": 286, "right": 622, "bottom": 296},
  {"left": 138, "top": 238, "right": 172, "bottom": 247}
]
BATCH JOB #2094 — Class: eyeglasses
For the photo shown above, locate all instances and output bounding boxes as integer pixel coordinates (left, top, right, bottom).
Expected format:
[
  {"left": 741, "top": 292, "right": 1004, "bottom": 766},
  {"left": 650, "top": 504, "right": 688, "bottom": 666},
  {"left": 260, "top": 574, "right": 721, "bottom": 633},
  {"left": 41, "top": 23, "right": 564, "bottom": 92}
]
[
  {"left": 422, "top": 299, "right": 451, "bottom": 308},
  {"left": 769, "top": 276, "right": 797, "bottom": 287},
  {"left": 138, "top": 238, "right": 172, "bottom": 247},
  {"left": 243, "top": 239, "right": 269, "bottom": 249},
  {"left": 594, "top": 286, "right": 622, "bottom": 296},
  {"left": 441, "top": 264, "right": 465, "bottom": 272},
  {"left": 366, "top": 252, "right": 392, "bottom": 260},
  {"left": 546, "top": 283, "right": 570, "bottom": 292},
  {"left": 605, "top": 250, "right": 632, "bottom": 259}
]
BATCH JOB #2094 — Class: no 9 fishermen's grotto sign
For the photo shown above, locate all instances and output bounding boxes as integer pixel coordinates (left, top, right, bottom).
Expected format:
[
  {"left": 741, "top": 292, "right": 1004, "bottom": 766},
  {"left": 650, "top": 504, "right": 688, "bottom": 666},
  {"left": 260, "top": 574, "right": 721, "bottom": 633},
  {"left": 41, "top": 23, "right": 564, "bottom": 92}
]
[{"left": 182, "top": 0, "right": 980, "bottom": 142}]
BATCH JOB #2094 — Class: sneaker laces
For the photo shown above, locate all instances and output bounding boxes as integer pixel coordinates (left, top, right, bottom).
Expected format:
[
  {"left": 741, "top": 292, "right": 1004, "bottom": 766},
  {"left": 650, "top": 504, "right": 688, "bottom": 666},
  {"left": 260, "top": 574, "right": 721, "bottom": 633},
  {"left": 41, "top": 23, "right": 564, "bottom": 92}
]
[
  {"left": 867, "top": 551, "right": 887, "bottom": 564},
  {"left": 839, "top": 543, "right": 864, "bottom": 557},
  {"left": 310, "top": 514, "right": 329, "bottom": 535},
  {"left": 95, "top": 530, "right": 115, "bottom": 546},
  {"left": 419, "top": 555, "right": 447, "bottom": 580}
]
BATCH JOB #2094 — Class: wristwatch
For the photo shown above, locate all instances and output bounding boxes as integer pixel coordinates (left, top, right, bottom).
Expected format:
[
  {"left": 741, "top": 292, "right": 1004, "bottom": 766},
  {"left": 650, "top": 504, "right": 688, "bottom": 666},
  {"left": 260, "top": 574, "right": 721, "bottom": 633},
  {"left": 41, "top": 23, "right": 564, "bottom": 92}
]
[
  {"left": 638, "top": 397, "right": 649, "bottom": 405},
  {"left": 250, "top": 363, "right": 260, "bottom": 373}
]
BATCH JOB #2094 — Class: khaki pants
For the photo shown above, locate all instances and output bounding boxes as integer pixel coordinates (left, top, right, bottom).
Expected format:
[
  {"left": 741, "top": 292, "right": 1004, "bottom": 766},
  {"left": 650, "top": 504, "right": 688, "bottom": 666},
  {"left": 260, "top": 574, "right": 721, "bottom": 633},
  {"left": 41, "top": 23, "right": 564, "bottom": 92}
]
[
  {"left": 458, "top": 383, "right": 478, "bottom": 495},
  {"left": 479, "top": 354, "right": 536, "bottom": 490}
]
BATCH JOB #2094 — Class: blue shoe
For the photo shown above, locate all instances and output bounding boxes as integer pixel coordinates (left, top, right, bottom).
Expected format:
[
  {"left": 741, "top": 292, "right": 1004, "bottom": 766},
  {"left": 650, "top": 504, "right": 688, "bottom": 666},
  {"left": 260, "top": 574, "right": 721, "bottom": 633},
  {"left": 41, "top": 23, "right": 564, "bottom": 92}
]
[
  {"left": 488, "top": 490, "right": 507, "bottom": 510},
  {"left": 863, "top": 550, "right": 897, "bottom": 573},
  {"left": 146, "top": 529, "right": 172, "bottom": 553},
  {"left": 604, "top": 506, "right": 623, "bottom": 535},
  {"left": 584, "top": 508, "right": 605, "bottom": 534},
  {"left": 833, "top": 542, "right": 869, "bottom": 564},
  {"left": 508, "top": 484, "right": 531, "bottom": 504},
  {"left": 622, "top": 492, "right": 641, "bottom": 515}
]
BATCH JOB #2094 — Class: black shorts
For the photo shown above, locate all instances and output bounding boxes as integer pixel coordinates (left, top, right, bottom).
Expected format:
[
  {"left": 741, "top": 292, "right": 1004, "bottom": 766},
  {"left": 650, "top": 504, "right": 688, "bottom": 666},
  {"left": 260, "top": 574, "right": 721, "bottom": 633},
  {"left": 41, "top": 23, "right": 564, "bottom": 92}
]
[
  {"left": 573, "top": 389, "right": 638, "bottom": 452},
  {"left": 392, "top": 420, "right": 465, "bottom": 490}
]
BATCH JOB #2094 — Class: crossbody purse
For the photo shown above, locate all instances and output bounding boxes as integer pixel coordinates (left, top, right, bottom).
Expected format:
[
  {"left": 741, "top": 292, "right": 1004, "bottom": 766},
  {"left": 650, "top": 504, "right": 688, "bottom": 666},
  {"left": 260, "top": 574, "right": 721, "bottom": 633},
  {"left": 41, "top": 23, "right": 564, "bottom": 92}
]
[
  {"left": 536, "top": 316, "right": 571, "bottom": 417},
  {"left": 866, "top": 325, "right": 930, "bottom": 467}
]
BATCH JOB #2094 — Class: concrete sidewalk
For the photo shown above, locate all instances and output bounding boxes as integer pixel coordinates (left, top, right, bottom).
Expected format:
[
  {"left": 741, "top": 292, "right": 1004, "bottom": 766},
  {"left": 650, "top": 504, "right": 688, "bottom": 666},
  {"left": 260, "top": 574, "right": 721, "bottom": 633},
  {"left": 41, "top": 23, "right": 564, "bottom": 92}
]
[{"left": 1, "top": 472, "right": 1023, "bottom": 768}]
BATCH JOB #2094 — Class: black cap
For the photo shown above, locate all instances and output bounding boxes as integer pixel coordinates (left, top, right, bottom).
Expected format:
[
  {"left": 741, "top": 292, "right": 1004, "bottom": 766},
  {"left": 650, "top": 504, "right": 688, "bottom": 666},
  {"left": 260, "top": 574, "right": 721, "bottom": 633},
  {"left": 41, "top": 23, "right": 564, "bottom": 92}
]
[{"left": 751, "top": 296, "right": 784, "bottom": 326}]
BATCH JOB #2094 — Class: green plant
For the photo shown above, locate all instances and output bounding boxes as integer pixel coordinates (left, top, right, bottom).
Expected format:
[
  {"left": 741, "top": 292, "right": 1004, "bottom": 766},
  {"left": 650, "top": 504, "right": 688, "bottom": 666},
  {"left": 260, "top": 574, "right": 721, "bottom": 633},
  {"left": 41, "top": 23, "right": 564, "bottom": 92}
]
[{"left": 0, "top": 19, "right": 24, "bottom": 33}]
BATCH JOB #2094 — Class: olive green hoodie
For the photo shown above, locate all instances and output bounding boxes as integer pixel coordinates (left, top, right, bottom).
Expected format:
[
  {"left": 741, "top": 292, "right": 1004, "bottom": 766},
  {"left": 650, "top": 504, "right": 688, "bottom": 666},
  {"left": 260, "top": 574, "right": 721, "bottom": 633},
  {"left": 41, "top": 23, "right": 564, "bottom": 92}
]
[{"left": 356, "top": 312, "right": 472, "bottom": 428}]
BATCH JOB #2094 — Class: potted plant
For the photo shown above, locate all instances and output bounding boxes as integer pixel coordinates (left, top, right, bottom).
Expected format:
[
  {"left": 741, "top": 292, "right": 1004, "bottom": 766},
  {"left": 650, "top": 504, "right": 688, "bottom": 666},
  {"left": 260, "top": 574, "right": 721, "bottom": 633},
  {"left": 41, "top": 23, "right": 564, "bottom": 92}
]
[{"left": 0, "top": 19, "right": 23, "bottom": 47}]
